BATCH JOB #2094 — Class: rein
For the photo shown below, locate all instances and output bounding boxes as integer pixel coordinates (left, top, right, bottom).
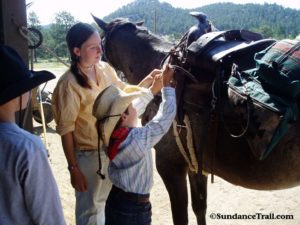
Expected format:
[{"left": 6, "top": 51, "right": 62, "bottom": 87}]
[
  {"left": 160, "top": 32, "right": 199, "bottom": 84},
  {"left": 170, "top": 65, "right": 199, "bottom": 84}
]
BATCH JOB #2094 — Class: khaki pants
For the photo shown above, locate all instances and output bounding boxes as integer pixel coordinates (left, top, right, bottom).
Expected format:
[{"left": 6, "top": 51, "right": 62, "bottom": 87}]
[{"left": 75, "top": 150, "right": 112, "bottom": 225}]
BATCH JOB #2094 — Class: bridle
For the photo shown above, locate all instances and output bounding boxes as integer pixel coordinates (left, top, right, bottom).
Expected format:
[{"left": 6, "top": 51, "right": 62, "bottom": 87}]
[
  {"left": 160, "top": 30, "right": 199, "bottom": 84},
  {"left": 100, "top": 21, "right": 135, "bottom": 67}
]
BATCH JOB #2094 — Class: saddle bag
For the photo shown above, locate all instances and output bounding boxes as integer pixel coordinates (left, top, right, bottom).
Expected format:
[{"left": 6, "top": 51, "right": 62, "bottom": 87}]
[
  {"left": 228, "top": 67, "right": 297, "bottom": 160},
  {"left": 227, "top": 38, "right": 300, "bottom": 160},
  {"left": 255, "top": 39, "right": 300, "bottom": 98}
]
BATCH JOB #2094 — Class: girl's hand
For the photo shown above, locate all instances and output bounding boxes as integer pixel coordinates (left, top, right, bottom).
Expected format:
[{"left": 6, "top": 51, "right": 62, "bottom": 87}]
[
  {"left": 149, "top": 74, "right": 163, "bottom": 95},
  {"left": 70, "top": 167, "right": 88, "bottom": 192},
  {"left": 139, "top": 69, "right": 162, "bottom": 88}
]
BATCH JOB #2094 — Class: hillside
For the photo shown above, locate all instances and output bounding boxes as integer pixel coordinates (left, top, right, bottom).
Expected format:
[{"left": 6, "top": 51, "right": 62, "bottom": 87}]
[{"left": 103, "top": 0, "right": 300, "bottom": 39}]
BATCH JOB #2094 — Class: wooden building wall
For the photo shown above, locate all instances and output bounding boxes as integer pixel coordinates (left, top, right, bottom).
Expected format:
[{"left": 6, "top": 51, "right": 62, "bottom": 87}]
[{"left": 0, "top": 0, "right": 33, "bottom": 131}]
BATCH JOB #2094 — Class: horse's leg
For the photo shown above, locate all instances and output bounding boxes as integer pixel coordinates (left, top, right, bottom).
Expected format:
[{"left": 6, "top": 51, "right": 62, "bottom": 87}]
[
  {"left": 155, "top": 130, "right": 189, "bottom": 225},
  {"left": 156, "top": 153, "right": 189, "bottom": 225},
  {"left": 188, "top": 171, "right": 207, "bottom": 225},
  {"left": 183, "top": 105, "right": 210, "bottom": 225}
]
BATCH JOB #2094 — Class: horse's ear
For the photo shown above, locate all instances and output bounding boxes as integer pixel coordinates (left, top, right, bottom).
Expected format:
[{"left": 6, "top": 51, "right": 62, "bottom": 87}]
[
  {"left": 135, "top": 21, "right": 144, "bottom": 26},
  {"left": 91, "top": 14, "right": 108, "bottom": 32}
]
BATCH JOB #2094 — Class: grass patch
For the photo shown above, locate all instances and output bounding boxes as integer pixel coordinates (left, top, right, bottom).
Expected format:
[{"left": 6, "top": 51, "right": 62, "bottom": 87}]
[{"left": 33, "top": 59, "right": 69, "bottom": 78}]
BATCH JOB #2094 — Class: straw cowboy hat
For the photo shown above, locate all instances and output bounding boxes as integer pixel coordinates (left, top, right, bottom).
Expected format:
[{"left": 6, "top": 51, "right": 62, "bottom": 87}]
[
  {"left": 0, "top": 45, "right": 55, "bottom": 105},
  {"left": 93, "top": 85, "right": 148, "bottom": 146}
]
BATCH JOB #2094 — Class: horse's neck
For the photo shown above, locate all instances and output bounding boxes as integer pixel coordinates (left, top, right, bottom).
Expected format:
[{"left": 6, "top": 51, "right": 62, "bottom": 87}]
[{"left": 127, "top": 47, "right": 168, "bottom": 82}]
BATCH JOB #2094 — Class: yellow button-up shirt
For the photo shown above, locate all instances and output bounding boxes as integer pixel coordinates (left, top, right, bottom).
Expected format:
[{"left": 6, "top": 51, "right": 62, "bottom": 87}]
[{"left": 52, "top": 61, "right": 126, "bottom": 150}]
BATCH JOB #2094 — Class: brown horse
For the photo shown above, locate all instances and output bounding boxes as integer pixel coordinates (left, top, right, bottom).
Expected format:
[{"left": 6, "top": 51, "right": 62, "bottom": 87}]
[{"left": 93, "top": 16, "right": 300, "bottom": 225}]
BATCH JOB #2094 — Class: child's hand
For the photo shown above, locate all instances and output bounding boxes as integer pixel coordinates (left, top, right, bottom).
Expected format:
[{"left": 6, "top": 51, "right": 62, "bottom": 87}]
[{"left": 162, "top": 64, "right": 175, "bottom": 87}]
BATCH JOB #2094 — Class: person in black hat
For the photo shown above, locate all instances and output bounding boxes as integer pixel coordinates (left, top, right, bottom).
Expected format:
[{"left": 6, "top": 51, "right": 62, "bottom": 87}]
[{"left": 0, "top": 45, "right": 66, "bottom": 225}]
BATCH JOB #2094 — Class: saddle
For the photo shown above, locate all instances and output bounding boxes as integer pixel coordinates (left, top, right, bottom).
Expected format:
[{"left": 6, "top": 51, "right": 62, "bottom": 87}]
[
  {"left": 187, "top": 30, "right": 263, "bottom": 54},
  {"left": 179, "top": 30, "right": 300, "bottom": 160},
  {"left": 171, "top": 30, "right": 280, "bottom": 179},
  {"left": 185, "top": 30, "right": 275, "bottom": 73}
]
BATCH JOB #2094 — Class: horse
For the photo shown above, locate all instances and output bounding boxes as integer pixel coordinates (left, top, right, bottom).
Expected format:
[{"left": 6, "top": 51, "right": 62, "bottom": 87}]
[
  {"left": 93, "top": 16, "right": 300, "bottom": 225},
  {"left": 94, "top": 14, "right": 214, "bottom": 225}
]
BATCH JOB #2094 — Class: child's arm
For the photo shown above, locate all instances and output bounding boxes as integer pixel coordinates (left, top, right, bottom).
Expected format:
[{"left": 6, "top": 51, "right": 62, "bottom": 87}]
[
  {"left": 136, "top": 65, "right": 176, "bottom": 148},
  {"left": 132, "top": 71, "right": 164, "bottom": 117},
  {"left": 132, "top": 89, "right": 154, "bottom": 117},
  {"left": 142, "top": 86, "right": 176, "bottom": 147}
]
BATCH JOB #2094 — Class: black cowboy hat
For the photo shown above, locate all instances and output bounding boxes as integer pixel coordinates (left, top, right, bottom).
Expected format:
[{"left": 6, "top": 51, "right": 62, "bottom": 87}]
[{"left": 0, "top": 45, "right": 55, "bottom": 105}]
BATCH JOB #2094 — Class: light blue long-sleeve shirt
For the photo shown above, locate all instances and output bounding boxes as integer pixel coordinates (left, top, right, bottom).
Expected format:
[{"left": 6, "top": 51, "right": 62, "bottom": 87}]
[
  {"left": 108, "top": 87, "right": 176, "bottom": 194},
  {"left": 0, "top": 122, "right": 66, "bottom": 225}
]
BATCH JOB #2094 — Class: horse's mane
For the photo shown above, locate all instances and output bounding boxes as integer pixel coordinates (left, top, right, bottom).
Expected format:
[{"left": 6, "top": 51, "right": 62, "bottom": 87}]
[
  {"left": 105, "top": 18, "right": 134, "bottom": 31},
  {"left": 105, "top": 18, "right": 173, "bottom": 52}
]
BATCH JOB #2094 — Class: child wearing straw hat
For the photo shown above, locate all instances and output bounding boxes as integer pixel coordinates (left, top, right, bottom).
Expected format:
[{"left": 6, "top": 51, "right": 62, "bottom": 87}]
[
  {"left": 0, "top": 45, "right": 66, "bottom": 225},
  {"left": 93, "top": 64, "right": 176, "bottom": 225}
]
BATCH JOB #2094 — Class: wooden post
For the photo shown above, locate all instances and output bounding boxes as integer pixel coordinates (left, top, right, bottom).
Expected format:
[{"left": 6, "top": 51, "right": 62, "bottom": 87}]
[{"left": 0, "top": 0, "right": 33, "bottom": 132}]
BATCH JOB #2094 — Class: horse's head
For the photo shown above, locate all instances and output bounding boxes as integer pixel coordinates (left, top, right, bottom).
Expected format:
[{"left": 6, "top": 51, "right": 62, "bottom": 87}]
[{"left": 93, "top": 15, "right": 173, "bottom": 84}]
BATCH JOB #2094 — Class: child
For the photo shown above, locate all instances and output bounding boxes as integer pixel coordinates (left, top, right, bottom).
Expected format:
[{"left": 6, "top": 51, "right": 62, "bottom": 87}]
[
  {"left": 0, "top": 45, "right": 66, "bottom": 225},
  {"left": 92, "top": 64, "right": 176, "bottom": 225}
]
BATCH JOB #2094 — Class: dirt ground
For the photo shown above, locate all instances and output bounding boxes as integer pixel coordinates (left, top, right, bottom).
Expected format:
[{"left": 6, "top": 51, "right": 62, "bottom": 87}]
[
  {"left": 36, "top": 120, "right": 300, "bottom": 225},
  {"left": 34, "top": 70, "right": 300, "bottom": 225}
]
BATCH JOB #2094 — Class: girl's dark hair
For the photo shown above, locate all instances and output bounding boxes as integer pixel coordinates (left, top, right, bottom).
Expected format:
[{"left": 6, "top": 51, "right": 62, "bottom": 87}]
[{"left": 66, "top": 22, "right": 97, "bottom": 88}]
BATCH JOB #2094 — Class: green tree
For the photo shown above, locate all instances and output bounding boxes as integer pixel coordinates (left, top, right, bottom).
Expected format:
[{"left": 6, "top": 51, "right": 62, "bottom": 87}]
[
  {"left": 51, "top": 11, "right": 77, "bottom": 59},
  {"left": 104, "top": 0, "right": 300, "bottom": 39},
  {"left": 254, "top": 24, "right": 275, "bottom": 38},
  {"left": 27, "top": 11, "right": 41, "bottom": 30},
  {"left": 27, "top": 11, "right": 42, "bottom": 62}
]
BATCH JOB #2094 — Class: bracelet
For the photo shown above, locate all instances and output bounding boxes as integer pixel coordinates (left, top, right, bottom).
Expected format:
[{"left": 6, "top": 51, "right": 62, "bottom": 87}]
[
  {"left": 169, "top": 79, "right": 176, "bottom": 88},
  {"left": 68, "top": 164, "right": 78, "bottom": 172}
]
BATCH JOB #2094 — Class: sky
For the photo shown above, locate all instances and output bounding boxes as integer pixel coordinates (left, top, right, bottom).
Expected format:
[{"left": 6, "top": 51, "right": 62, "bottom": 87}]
[{"left": 26, "top": 0, "right": 300, "bottom": 25}]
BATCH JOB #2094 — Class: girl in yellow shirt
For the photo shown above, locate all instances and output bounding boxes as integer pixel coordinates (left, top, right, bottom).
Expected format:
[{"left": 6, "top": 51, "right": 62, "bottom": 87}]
[{"left": 52, "top": 22, "right": 161, "bottom": 225}]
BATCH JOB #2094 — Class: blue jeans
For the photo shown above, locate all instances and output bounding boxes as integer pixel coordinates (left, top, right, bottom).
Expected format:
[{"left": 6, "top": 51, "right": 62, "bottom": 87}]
[{"left": 105, "top": 186, "right": 152, "bottom": 225}]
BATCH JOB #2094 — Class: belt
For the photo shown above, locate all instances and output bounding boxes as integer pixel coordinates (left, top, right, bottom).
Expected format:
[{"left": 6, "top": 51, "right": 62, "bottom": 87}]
[
  {"left": 78, "top": 149, "right": 97, "bottom": 152},
  {"left": 111, "top": 185, "right": 150, "bottom": 203}
]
